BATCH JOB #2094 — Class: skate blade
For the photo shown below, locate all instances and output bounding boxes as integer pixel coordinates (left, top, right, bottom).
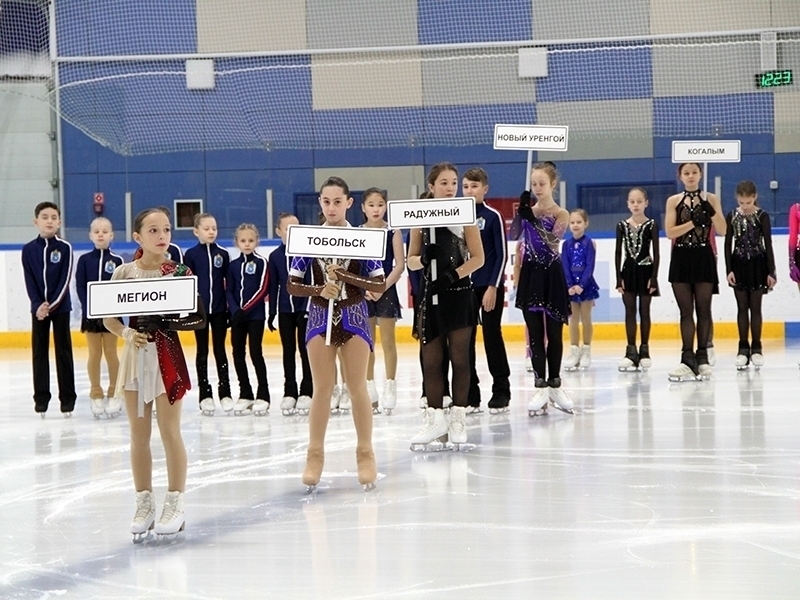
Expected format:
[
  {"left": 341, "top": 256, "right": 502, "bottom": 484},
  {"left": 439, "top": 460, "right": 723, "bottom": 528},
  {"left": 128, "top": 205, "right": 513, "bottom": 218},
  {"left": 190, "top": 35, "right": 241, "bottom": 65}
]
[
  {"left": 465, "top": 406, "right": 483, "bottom": 415},
  {"left": 528, "top": 408, "right": 548, "bottom": 417},
  {"left": 132, "top": 528, "right": 154, "bottom": 544},
  {"left": 409, "top": 440, "right": 449, "bottom": 452},
  {"left": 253, "top": 410, "right": 269, "bottom": 416},
  {"left": 736, "top": 365, "right": 750, "bottom": 371},
  {"left": 382, "top": 408, "right": 394, "bottom": 415},
  {"left": 549, "top": 401, "right": 574, "bottom": 415},
  {"left": 564, "top": 366, "right": 578, "bottom": 372},
  {"left": 362, "top": 482, "right": 376, "bottom": 492},
  {"left": 281, "top": 409, "right": 296, "bottom": 416},
  {"left": 304, "top": 484, "right": 317, "bottom": 494},
  {"left": 446, "top": 442, "right": 476, "bottom": 453},
  {"left": 488, "top": 407, "right": 509, "bottom": 414},
  {"left": 201, "top": 410, "right": 216, "bottom": 416}
]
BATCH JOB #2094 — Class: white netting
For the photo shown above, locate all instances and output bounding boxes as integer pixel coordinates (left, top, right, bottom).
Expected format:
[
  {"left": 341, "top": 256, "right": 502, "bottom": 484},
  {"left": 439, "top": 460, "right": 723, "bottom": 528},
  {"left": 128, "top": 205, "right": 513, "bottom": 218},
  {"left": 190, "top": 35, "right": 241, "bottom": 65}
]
[{"left": 8, "top": 1, "right": 800, "bottom": 154}]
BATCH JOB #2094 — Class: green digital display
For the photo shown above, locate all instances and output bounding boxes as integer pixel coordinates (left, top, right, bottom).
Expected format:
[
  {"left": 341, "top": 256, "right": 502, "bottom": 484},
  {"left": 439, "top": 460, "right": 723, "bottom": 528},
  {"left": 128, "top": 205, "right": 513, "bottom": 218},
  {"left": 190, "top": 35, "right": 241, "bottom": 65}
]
[{"left": 755, "top": 69, "right": 793, "bottom": 88}]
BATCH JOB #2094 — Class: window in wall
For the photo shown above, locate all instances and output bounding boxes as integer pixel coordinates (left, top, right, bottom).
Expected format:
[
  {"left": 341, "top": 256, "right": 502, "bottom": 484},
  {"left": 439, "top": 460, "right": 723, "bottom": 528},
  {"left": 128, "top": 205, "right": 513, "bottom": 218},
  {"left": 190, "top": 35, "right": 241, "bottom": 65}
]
[
  {"left": 174, "top": 199, "right": 203, "bottom": 230},
  {"left": 577, "top": 183, "right": 676, "bottom": 233}
]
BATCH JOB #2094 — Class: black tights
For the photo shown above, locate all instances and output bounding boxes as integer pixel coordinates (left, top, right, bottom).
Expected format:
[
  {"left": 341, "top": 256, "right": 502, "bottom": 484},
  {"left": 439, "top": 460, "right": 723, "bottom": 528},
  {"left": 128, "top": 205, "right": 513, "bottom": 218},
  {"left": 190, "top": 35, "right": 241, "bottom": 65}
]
[
  {"left": 420, "top": 326, "right": 471, "bottom": 409},
  {"left": 734, "top": 288, "right": 764, "bottom": 350},
  {"left": 622, "top": 293, "right": 652, "bottom": 346},
  {"left": 671, "top": 282, "right": 714, "bottom": 359},
  {"left": 523, "top": 310, "right": 564, "bottom": 382}
]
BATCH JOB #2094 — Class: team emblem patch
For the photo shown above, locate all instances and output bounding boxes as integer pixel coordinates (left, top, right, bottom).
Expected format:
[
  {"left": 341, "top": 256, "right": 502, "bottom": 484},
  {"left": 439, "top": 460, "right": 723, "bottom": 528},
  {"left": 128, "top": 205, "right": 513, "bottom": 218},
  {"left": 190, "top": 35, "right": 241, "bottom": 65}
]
[
  {"left": 214, "top": 254, "right": 224, "bottom": 268},
  {"left": 476, "top": 217, "right": 486, "bottom": 231},
  {"left": 245, "top": 261, "right": 257, "bottom": 275},
  {"left": 105, "top": 260, "right": 116, "bottom": 274},
  {"left": 50, "top": 249, "right": 61, "bottom": 264}
]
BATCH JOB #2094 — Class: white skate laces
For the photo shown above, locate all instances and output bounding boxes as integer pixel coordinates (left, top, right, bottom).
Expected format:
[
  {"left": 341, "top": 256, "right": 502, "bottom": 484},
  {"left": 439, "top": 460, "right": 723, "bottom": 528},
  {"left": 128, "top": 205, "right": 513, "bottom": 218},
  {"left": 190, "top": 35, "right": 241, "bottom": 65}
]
[
  {"left": 448, "top": 406, "right": 467, "bottom": 444},
  {"left": 131, "top": 490, "right": 155, "bottom": 542},
  {"left": 155, "top": 491, "right": 185, "bottom": 536},
  {"left": 382, "top": 380, "right": 397, "bottom": 414}
]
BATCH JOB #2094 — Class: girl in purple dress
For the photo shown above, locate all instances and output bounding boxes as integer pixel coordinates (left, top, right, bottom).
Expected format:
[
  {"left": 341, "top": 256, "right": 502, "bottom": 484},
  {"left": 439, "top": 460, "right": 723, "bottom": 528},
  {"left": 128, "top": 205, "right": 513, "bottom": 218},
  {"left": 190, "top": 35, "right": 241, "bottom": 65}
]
[{"left": 288, "top": 177, "right": 385, "bottom": 491}]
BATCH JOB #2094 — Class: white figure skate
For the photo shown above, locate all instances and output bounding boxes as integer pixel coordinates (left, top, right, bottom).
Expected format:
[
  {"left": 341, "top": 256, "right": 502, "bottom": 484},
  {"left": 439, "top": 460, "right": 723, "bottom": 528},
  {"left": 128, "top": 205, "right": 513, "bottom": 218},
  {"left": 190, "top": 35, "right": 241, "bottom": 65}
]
[
  {"left": 252, "top": 399, "right": 269, "bottom": 416},
  {"left": 381, "top": 380, "right": 396, "bottom": 415},
  {"left": 105, "top": 396, "right": 122, "bottom": 418},
  {"left": 295, "top": 395, "right": 312, "bottom": 416},
  {"left": 447, "top": 406, "right": 470, "bottom": 451},
  {"left": 579, "top": 345, "right": 591, "bottom": 370},
  {"left": 548, "top": 380, "right": 574, "bottom": 414},
  {"left": 199, "top": 397, "right": 216, "bottom": 416},
  {"left": 527, "top": 384, "right": 549, "bottom": 417},
  {"left": 410, "top": 408, "right": 449, "bottom": 452},
  {"left": 367, "top": 380, "right": 380, "bottom": 413},
  {"left": 131, "top": 490, "right": 156, "bottom": 543},
  {"left": 219, "top": 396, "right": 235, "bottom": 413},
  {"left": 154, "top": 491, "right": 185, "bottom": 540},
  {"left": 280, "top": 396, "right": 297, "bottom": 416},
  {"left": 233, "top": 398, "right": 254, "bottom": 415},
  {"left": 91, "top": 398, "right": 106, "bottom": 419},
  {"left": 563, "top": 345, "right": 581, "bottom": 372}
]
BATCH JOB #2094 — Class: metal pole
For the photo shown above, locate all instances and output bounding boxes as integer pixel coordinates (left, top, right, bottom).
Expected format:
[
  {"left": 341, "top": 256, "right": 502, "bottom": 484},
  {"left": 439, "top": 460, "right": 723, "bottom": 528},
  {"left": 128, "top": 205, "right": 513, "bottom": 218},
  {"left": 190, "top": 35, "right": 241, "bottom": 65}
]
[
  {"left": 49, "top": 1, "right": 66, "bottom": 225},
  {"left": 125, "top": 192, "right": 133, "bottom": 242},
  {"left": 525, "top": 150, "right": 533, "bottom": 190},
  {"left": 266, "top": 188, "right": 274, "bottom": 238}
]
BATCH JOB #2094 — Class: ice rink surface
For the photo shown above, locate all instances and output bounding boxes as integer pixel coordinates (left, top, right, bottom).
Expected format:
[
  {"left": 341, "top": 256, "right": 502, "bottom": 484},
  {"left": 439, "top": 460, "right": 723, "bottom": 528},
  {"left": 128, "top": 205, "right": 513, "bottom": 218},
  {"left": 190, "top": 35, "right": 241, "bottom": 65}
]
[{"left": 1, "top": 340, "right": 800, "bottom": 599}]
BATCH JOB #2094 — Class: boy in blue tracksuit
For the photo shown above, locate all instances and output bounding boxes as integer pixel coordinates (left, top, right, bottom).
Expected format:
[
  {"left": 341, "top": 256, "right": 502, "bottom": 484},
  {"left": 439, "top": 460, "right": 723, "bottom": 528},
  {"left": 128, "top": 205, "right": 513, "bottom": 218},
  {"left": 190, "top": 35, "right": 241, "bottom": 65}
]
[
  {"left": 22, "top": 201, "right": 77, "bottom": 416},
  {"left": 268, "top": 213, "right": 313, "bottom": 415},
  {"left": 463, "top": 168, "right": 511, "bottom": 412},
  {"left": 183, "top": 213, "right": 233, "bottom": 415},
  {"left": 226, "top": 224, "right": 270, "bottom": 414}
]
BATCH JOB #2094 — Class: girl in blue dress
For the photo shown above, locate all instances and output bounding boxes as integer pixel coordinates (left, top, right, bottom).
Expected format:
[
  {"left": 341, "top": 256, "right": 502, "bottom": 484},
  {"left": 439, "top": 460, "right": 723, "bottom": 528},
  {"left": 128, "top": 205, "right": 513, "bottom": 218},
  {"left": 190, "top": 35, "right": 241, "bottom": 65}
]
[{"left": 561, "top": 209, "right": 600, "bottom": 371}]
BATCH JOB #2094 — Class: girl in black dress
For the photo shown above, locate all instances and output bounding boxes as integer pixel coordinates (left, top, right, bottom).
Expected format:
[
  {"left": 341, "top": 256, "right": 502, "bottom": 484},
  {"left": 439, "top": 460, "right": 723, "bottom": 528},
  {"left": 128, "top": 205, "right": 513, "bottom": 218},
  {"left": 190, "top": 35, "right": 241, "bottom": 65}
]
[
  {"left": 724, "top": 180, "right": 776, "bottom": 369},
  {"left": 665, "top": 163, "right": 726, "bottom": 381},
  {"left": 615, "top": 187, "right": 660, "bottom": 371}
]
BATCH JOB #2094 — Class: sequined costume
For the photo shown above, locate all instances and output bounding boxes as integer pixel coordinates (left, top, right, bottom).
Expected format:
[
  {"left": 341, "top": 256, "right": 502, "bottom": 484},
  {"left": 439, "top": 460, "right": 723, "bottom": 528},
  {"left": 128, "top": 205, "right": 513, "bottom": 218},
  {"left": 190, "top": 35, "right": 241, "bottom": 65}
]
[
  {"left": 415, "top": 227, "right": 478, "bottom": 344},
  {"left": 561, "top": 234, "right": 600, "bottom": 302},
  {"left": 724, "top": 208, "right": 775, "bottom": 291},
  {"left": 111, "top": 262, "right": 207, "bottom": 415},
  {"left": 289, "top": 256, "right": 384, "bottom": 349},
  {"left": 667, "top": 190, "right": 718, "bottom": 285},
  {"left": 615, "top": 218, "right": 660, "bottom": 296},
  {"left": 361, "top": 225, "right": 402, "bottom": 319},
  {"left": 515, "top": 216, "right": 570, "bottom": 324},
  {"left": 788, "top": 203, "right": 800, "bottom": 282}
]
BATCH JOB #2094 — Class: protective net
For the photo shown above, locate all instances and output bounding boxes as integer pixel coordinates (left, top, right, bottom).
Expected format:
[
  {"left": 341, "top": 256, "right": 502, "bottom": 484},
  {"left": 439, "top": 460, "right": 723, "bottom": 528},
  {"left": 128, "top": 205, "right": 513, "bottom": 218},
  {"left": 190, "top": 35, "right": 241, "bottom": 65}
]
[{"left": 21, "top": 1, "right": 800, "bottom": 154}]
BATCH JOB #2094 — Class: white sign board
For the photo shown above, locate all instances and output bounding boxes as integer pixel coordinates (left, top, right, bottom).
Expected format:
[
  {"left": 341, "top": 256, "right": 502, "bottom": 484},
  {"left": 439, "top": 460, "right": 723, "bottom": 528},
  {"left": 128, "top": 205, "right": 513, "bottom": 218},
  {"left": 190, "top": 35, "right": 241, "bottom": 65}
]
[
  {"left": 672, "top": 140, "right": 741, "bottom": 163},
  {"left": 87, "top": 276, "right": 198, "bottom": 318},
  {"left": 386, "top": 197, "right": 477, "bottom": 229},
  {"left": 286, "top": 225, "right": 387, "bottom": 260},
  {"left": 493, "top": 124, "right": 569, "bottom": 151}
]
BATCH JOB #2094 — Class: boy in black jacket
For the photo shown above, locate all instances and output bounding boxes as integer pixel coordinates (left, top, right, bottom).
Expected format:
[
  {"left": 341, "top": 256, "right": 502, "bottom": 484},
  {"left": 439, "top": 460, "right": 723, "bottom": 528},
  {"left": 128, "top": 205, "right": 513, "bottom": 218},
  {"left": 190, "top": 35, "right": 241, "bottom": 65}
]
[{"left": 21, "top": 202, "right": 76, "bottom": 416}]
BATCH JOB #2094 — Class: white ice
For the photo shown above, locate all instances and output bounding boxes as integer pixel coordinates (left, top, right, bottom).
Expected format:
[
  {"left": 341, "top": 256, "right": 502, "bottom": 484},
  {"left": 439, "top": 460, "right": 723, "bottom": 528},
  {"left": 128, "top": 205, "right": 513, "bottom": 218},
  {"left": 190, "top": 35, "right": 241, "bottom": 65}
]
[{"left": 1, "top": 341, "right": 800, "bottom": 599}]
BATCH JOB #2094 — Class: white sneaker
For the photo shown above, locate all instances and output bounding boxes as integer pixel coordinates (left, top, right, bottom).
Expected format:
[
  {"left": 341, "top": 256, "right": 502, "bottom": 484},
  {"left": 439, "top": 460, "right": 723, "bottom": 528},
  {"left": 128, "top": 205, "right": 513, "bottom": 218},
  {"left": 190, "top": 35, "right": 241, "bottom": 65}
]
[
  {"left": 199, "top": 397, "right": 216, "bottom": 416},
  {"left": 154, "top": 491, "right": 185, "bottom": 536},
  {"left": 410, "top": 408, "right": 448, "bottom": 447},
  {"left": 549, "top": 386, "right": 574, "bottom": 413},
  {"left": 295, "top": 395, "right": 312, "bottom": 415},
  {"left": 750, "top": 353, "right": 764, "bottom": 368},
  {"left": 527, "top": 387, "right": 549, "bottom": 415},
  {"left": 338, "top": 387, "right": 351, "bottom": 411},
  {"left": 219, "top": 396, "right": 234, "bottom": 412},
  {"left": 447, "top": 406, "right": 468, "bottom": 445},
  {"left": 579, "top": 345, "right": 591, "bottom": 369},
  {"left": 131, "top": 490, "right": 156, "bottom": 542},
  {"left": 280, "top": 396, "right": 296, "bottom": 415},
  {"left": 252, "top": 399, "right": 269, "bottom": 415},
  {"left": 382, "top": 380, "right": 397, "bottom": 414},
  {"left": 105, "top": 396, "right": 122, "bottom": 417},
  {"left": 563, "top": 345, "right": 580, "bottom": 371},
  {"left": 366, "top": 380, "right": 380, "bottom": 410},
  {"left": 707, "top": 347, "right": 716, "bottom": 366},
  {"left": 90, "top": 398, "right": 106, "bottom": 417},
  {"left": 233, "top": 398, "right": 254, "bottom": 415}
]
